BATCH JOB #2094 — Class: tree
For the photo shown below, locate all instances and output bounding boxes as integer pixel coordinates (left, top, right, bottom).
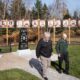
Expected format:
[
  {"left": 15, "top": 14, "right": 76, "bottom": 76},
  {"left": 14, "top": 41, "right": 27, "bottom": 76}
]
[
  {"left": 42, "top": 4, "right": 48, "bottom": 19},
  {"left": 32, "top": 7, "right": 37, "bottom": 19},
  {"left": 63, "top": 10, "right": 71, "bottom": 19},
  {"left": 48, "top": 0, "right": 68, "bottom": 19},
  {"left": 32, "top": 0, "right": 43, "bottom": 19},
  {"left": 32, "top": 0, "right": 49, "bottom": 19},
  {"left": 0, "top": 0, "right": 10, "bottom": 19},
  {"left": 48, "top": 4, "right": 55, "bottom": 19},
  {"left": 0, "top": 0, "right": 4, "bottom": 19},
  {"left": 0, "top": 0, "right": 9, "bottom": 19},
  {"left": 10, "top": 0, "right": 26, "bottom": 20},
  {"left": 73, "top": 11, "right": 78, "bottom": 19}
]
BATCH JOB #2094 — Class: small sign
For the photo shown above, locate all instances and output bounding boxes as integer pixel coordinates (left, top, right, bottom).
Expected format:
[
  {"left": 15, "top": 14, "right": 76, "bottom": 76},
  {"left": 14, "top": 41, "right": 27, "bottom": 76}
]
[
  {"left": 18, "top": 28, "right": 28, "bottom": 50},
  {"left": 2, "top": 20, "right": 7, "bottom": 28},
  {"left": 40, "top": 20, "right": 45, "bottom": 27},
  {"left": 8, "top": 20, "right": 14, "bottom": 28},
  {"left": 23, "top": 20, "right": 30, "bottom": 28},
  {"left": 17, "top": 20, "right": 23, "bottom": 28},
  {"left": 70, "top": 19, "right": 76, "bottom": 27},
  {"left": 32, "top": 20, "right": 38, "bottom": 27},
  {"left": 48, "top": 20, "right": 53, "bottom": 28},
  {"left": 63, "top": 20, "right": 69, "bottom": 27},
  {"left": 54, "top": 20, "right": 61, "bottom": 27}
]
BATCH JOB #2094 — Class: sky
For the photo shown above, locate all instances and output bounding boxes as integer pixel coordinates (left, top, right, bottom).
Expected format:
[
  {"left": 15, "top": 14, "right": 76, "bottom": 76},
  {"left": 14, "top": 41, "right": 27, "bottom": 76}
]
[
  {"left": 25, "top": 0, "right": 80, "bottom": 16},
  {"left": 66, "top": 0, "right": 80, "bottom": 15},
  {"left": 41, "top": 0, "right": 80, "bottom": 14}
]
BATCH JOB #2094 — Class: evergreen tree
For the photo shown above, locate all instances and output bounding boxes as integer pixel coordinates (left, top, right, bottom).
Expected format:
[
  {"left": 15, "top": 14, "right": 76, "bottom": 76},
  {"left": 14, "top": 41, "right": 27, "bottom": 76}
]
[{"left": 42, "top": 3, "right": 48, "bottom": 19}]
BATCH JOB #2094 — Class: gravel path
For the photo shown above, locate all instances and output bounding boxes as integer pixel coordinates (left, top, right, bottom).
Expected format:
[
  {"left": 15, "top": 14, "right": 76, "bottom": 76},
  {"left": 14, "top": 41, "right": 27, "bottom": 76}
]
[{"left": 0, "top": 50, "right": 80, "bottom": 80}]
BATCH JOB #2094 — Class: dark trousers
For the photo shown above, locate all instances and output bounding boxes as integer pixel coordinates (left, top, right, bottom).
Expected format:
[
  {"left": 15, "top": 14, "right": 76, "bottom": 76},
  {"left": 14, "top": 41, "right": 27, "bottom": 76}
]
[{"left": 58, "top": 53, "right": 69, "bottom": 73}]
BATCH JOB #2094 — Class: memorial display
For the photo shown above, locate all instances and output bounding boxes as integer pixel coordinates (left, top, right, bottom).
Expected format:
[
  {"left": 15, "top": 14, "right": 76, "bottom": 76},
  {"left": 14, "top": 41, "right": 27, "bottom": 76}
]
[{"left": 18, "top": 28, "right": 28, "bottom": 50}]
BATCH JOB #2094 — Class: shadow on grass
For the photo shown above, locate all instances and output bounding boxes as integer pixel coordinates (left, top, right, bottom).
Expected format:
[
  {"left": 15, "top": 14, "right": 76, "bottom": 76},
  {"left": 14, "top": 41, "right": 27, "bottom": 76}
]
[{"left": 51, "top": 61, "right": 65, "bottom": 73}]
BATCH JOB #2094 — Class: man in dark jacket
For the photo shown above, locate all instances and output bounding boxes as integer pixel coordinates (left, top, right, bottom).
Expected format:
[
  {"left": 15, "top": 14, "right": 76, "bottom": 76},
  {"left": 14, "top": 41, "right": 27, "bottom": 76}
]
[
  {"left": 55, "top": 33, "right": 69, "bottom": 74},
  {"left": 36, "top": 32, "right": 53, "bottom": 80}
]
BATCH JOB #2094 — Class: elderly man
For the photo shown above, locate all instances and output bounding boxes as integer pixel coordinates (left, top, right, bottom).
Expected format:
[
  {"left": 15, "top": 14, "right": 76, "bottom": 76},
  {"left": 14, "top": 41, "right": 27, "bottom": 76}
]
[
  {"left": 55, "top": 33, "right": 69, "bottom": 74},
  {"left": 36, "top": 32, "right": 53, "bottom": 80}
]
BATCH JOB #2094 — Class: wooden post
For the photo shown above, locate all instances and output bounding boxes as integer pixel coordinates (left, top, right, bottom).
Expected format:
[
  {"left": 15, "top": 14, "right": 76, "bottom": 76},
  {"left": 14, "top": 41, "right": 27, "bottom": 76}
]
[
  {"left": 37, "top": 3, "right": 40, "bottom": 42},
  {"left": 38, "top": 19, "right": 40, "bottom": 41},
  {"left": 69, "top": 18, "right": 71, "bottom": 44},
  {"left": 6, "top": 19, "right": 8, "bottom": 46},
  {"left": 22, "top": 19, "right": 24, "bottom": 27},
  {"left": 53, "top": 19, "right": 56, "bottom": 44}
]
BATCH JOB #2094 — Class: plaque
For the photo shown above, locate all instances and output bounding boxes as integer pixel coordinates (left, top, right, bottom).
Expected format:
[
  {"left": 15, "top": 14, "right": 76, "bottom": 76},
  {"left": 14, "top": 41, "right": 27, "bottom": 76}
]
[{"left": 18, "top": 28, "right": 28, "bottom": 50}]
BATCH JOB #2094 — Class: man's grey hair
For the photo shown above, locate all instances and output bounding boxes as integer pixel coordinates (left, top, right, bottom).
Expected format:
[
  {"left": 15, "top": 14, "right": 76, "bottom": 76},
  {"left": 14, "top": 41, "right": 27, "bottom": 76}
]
[{"left": 62, "top": 33, "right": 67, "bottom": 38}]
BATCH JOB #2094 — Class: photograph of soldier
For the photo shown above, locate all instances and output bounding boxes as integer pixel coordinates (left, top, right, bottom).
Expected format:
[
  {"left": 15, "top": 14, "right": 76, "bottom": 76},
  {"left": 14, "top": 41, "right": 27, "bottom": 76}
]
[
  {"left": 36, "top": 32, "right": 53, "bottom": 80},
  {"left": 55, "top": 33, "right": 69, "bottom": 74}
]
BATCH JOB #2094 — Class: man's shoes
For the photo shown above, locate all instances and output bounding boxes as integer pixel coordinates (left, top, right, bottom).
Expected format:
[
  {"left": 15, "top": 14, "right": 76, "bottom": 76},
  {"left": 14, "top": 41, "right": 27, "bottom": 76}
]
[
  {"left": 66, "top": 72, "right": 69, "bottom": 75},
  {"left": 44, "top": 77, "right": 48, "bottom": 80},
  {"left": 58, "top": 70, "right": 62, "bottom": 73},
  {"left": 58, "top": 69, "right": 62, "bottom": 73},
  {"left": 65, "top": 71, "right": 69, "bottom": 75},
  {"left": 63, "top": 70, "right": 69, "bottom": 75}
]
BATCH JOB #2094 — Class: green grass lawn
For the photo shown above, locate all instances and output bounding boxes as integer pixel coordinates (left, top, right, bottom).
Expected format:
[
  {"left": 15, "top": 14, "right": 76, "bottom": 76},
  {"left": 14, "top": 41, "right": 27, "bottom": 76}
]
[
  {"left": 0, "top": 69, "right": 40, "bottom": 80},
  {"left": 0, "top": 44, "right": 80, "bottom": 78},
  {"left": 0, "top": 43, "right": 36, "bottom": 53},
  {"left": 68, "top": 45, "right": 80, "bottom": 78},
  {"left": 52, "top": 45, "right": 80, "bottom": 78},
  {"left": 0, "top": 46, "right": 11, "bottom": 53}
]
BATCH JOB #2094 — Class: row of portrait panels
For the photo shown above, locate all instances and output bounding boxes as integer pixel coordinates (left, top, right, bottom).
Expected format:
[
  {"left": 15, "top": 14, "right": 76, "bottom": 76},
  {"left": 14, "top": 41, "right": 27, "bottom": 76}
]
[{"left": 0, "top": 19, "right": 80, "bottom": 28}]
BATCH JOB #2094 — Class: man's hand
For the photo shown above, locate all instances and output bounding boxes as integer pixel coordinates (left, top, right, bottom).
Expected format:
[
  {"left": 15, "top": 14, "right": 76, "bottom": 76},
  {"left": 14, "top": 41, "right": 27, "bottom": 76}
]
[
  {"left": 37, "top": 58, "right": 41, "bottom": 62},
  {"left": 58, "top": 54, "right": 61, "bottom": 57}
]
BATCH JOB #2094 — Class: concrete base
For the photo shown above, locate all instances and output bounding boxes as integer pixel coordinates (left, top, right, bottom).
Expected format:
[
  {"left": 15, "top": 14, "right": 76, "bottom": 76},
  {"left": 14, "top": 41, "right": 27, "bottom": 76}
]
[
  {"left": 16, "top": 49, "right": 58, "bottom": 61},
  {"left": 0, "top": 54, "right": 2, "bottom": 58},
  {"left": 17, "top": 49, "right": 31, "bottom": 56}
]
